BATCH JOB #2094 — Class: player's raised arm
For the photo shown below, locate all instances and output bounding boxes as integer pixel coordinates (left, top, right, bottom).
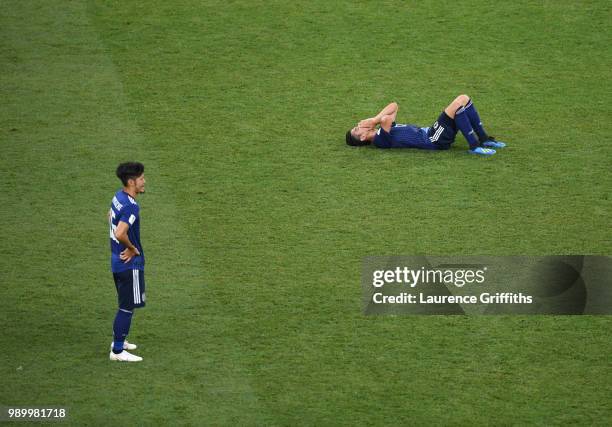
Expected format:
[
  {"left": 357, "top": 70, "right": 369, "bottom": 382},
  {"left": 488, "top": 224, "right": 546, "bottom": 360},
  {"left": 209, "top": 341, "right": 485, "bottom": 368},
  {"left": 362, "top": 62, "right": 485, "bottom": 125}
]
[
  {"left": 377, "top": 102, "right": 398, "bottom": 132},
  {"left": 371, "top": 102, "right": 399, "bottom": 132},
  {"left": 358, "top": 102, "right": 399, "bottom": 131},
  {"left": 375, "top": 102, "right": 398, "bottom": 122}
]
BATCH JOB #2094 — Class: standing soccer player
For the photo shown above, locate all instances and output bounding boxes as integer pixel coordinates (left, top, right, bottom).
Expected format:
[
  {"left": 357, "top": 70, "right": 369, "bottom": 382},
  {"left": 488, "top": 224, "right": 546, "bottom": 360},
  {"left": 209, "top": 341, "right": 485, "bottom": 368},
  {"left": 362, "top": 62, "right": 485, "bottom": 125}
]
[{"left": 108, "top": 162, "right": 146, "bottom": 362}]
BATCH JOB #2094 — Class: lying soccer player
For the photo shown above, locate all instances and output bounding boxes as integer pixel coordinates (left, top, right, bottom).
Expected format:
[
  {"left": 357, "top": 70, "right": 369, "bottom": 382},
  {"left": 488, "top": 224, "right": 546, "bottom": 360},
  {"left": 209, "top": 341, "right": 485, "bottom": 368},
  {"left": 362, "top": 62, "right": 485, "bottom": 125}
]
[{"left": 346, "top": 95, "right": 506, "bottom": 156}]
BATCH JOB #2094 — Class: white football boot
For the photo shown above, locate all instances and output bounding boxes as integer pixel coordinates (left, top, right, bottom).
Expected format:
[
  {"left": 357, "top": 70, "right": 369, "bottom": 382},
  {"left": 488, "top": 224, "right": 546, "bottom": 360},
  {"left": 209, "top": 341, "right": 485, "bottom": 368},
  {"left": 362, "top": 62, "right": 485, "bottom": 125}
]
[
  {"left": 110, "top": 340, "right": 138, "bottom": 351},
  {"left": 109, "top": 350, "right": 143, "bottom": 362}
]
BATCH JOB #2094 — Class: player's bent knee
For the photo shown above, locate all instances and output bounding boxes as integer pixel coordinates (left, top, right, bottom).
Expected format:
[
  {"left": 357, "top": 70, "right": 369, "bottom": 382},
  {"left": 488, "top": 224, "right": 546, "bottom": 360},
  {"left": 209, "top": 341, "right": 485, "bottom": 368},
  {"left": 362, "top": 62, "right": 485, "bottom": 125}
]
[
  {"left": 445, "top": 98, "right": 465, "bottom": 118},
  {"left": 444, "top": 104, "right": 457, "bottom": 118},
  {"left": 456, "top": 94, "right": 470, "bottom": 105}
]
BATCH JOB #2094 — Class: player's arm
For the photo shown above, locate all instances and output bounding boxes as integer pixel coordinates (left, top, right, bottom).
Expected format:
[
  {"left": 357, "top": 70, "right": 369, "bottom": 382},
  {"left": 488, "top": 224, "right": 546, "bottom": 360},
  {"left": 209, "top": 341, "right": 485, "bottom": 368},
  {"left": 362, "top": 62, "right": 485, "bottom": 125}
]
[
  {"left": 377, "top": 102, "right": 398, "bottom": 132},
  {"left": 114, "top": 221, "right": 140, "bottom": 262},
  {"left": 359, "top": 102, "right": 399, "bottom": 131}
]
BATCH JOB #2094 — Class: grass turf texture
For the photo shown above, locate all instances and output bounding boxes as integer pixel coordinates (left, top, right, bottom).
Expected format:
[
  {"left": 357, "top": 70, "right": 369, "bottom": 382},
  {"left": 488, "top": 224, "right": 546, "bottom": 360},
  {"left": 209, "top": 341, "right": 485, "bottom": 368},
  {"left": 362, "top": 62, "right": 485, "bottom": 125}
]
[{"left": 1, "top": 0, "right": 611, "bottom": 425}]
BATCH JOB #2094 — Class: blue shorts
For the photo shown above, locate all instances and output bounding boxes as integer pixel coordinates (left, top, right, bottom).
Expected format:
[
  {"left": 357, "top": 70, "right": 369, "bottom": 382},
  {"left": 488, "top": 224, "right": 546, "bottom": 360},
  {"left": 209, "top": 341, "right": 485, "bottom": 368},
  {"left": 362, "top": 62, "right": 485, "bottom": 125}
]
[
  {"left": 113, "top": 269, "right": 146, "bottom": 310},
  {"left": 425, "top": 111, "right": 457, "bottom": 149}
]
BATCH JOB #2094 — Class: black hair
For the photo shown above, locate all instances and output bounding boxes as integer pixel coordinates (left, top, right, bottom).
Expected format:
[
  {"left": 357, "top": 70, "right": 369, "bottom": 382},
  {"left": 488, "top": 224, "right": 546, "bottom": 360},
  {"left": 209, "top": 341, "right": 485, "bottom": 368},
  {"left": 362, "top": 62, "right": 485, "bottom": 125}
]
[
  {"left": 116, "top": 162, "right": 145, "bottom": 186},
  {"left": 345, "top": 130, "right": 371, "bottom": 147}
]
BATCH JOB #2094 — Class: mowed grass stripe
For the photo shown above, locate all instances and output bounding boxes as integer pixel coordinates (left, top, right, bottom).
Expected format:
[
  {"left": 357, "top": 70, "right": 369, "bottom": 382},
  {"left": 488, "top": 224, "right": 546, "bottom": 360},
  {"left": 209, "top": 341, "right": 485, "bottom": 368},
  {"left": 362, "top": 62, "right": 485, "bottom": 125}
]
[{"left": 0, "top": 1, "right": 266, "bottom": 424}]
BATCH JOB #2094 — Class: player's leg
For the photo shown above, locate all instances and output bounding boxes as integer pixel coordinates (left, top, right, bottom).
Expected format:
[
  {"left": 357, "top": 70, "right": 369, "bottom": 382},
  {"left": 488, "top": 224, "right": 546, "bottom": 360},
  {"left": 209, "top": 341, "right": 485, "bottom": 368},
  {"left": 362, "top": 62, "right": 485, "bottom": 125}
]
[
  {"left": 110, "top": 270, "right": 143, "bottom": 362},
  {"left": 445, "top": 95, "right": 495, "bottom": 156},
  {"left": 463, "top": 97, "right": 506, "bottom": 148},
  {"left": 112, "top": 308, "right": 133, "bottom": 353}
]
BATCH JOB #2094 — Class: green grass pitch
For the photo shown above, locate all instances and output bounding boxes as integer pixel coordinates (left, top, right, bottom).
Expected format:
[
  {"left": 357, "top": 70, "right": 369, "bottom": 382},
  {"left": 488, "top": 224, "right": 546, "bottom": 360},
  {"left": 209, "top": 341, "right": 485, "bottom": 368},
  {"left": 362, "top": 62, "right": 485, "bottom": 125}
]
[{"left": 1, "top": 0, "right": 611, "bottom": 425}]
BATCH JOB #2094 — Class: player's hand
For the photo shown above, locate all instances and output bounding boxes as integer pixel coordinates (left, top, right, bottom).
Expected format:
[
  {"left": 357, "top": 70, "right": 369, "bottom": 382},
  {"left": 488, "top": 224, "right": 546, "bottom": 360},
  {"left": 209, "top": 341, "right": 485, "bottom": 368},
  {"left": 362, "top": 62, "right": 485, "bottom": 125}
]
[
  {"left": 358, "top": 118, "right": 376, "bottom": 129},
  {"left": 120, "top": 247, "right": 140, "bottom": 263}
]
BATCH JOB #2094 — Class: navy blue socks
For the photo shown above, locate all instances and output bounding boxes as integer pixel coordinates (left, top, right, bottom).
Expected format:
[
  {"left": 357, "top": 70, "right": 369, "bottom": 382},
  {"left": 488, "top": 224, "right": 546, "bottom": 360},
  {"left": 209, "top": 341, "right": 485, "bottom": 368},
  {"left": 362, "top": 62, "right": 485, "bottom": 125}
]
[
  {"left": 454, "top": 106, "right": 480, "bottom": 149},
  {"left": 464, "top": 99, "right": 489, "bottom": 142},
  {"left": 112, "top": 309, "right": 133, "bottom": 354}
]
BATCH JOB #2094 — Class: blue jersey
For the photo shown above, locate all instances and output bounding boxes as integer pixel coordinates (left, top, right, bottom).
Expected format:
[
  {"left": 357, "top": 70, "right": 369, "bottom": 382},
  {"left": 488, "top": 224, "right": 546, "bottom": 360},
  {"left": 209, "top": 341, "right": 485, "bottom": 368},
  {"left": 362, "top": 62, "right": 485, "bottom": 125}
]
[
  {"left": 374, "top": 122, "right": 440, "bottom": 150},
  {"left": 109, "top": 190, "right": 144, "bottom": 273}
]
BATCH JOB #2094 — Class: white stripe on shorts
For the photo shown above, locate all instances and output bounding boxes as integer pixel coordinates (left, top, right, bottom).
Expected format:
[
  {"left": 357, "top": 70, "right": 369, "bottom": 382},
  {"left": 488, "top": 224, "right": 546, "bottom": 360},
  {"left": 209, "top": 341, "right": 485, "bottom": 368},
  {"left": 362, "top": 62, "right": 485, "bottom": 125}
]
[
  {"left": 136, "top": 270, "right": 141, "bottom": 304},
  {"left": 429, "top": 126, "right": 444, "bottom": 142},
  {"left": 133, "top": 269, "right": 140, "bottom": 304},
  {"left": 132, "top": 270, "right": 137, "bottom": 304}
]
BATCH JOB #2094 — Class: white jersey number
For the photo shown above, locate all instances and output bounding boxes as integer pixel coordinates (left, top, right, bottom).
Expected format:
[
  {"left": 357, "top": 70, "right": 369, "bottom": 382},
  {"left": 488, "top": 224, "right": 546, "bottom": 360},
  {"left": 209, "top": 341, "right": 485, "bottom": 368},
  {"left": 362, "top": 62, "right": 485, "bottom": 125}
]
[{"left": 109, "top": 209, "right": 119, "bottom": 243}]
